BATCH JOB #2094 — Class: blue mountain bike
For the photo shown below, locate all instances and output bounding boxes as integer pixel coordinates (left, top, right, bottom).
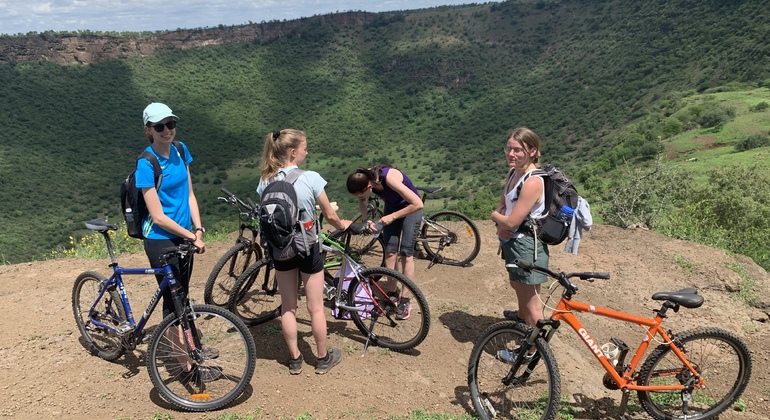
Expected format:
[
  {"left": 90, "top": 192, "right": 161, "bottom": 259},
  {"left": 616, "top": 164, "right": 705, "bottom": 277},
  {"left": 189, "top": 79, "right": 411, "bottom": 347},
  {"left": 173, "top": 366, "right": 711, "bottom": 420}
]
[{"left": 71, "top": 218, "right": 257, "bottom": 411}]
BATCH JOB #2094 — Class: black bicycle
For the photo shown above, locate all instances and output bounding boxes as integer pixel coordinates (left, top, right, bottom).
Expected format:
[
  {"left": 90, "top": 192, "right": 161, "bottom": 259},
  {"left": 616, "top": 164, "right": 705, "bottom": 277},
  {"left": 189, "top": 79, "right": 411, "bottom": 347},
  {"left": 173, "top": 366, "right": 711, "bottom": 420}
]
[
  {"left": 358, "top": 187, "right": 481, "bottom": 267},
  {"left": 203, "top": 188, "right": 263, "bottom": 307},
  {"left": 72, "top": 219, "right": 257, "bottom": 411}
]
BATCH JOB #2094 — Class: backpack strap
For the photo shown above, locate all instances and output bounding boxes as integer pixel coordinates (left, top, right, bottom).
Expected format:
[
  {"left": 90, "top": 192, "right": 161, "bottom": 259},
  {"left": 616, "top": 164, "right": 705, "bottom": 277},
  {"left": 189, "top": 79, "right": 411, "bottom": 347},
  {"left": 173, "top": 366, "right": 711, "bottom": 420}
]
[
  {"left": 282, "top": 168, "right": 305, "bottom": 185},
  {"left": 138, "top": 141, "right": 187, "bottom": 191},
  {"left": 138, "top": 152, "right": 163, "bottom": 190}
]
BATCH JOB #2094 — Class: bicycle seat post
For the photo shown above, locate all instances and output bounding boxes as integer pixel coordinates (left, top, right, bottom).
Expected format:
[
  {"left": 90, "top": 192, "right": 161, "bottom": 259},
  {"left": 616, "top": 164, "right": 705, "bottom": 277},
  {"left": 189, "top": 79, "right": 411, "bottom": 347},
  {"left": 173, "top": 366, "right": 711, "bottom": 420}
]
[{"left": 101, "top": 230, "right": 119, "bottom": 267}]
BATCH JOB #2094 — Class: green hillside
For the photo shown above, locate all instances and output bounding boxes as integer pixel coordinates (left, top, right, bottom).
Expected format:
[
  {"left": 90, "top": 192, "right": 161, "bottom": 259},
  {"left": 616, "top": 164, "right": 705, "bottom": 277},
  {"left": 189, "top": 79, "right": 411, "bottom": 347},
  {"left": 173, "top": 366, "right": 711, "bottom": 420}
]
[{"left": 1, "top": 0, "right": 770, "bottom": 264}]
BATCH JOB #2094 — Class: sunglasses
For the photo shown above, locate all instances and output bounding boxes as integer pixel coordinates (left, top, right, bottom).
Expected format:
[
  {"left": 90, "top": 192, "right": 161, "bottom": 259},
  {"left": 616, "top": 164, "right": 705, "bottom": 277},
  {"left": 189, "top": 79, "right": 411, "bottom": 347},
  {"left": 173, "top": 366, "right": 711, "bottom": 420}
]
[{"left": 151, "top": 120, "right": 177, "bottom": 132}]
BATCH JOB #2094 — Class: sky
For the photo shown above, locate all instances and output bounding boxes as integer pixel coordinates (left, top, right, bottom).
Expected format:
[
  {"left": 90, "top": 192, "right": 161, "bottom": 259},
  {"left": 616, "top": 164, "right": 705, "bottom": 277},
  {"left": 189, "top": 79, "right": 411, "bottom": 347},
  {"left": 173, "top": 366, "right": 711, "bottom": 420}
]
[{"left": 0, "top": 0, "right": 472, "bottom": 36}]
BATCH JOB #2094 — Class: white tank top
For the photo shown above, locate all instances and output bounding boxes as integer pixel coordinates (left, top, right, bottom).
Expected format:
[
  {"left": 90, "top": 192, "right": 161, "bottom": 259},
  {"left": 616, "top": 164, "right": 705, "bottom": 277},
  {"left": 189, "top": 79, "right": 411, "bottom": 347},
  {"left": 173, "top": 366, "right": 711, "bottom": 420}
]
[{"left": 504, "top": 170, "right": 546, "bottom": 219}]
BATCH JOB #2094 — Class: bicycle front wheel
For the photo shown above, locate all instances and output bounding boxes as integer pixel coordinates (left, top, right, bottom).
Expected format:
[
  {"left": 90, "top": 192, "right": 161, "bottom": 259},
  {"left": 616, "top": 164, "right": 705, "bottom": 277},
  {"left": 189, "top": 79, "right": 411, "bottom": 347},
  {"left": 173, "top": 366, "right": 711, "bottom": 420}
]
[
  {"left": 468, "top": 321, "right": 560, "bottom": 420},
  {"left": 420, "top": 211, "right": 481, "bottom": 266},
  {"left": 72, "top": 271, "right": 127, "bottom": 361},
  {"left": 146, "top": 304, "right": 257, "bottom": 412},
  {"left": 204, "top": 242, "right": 262, "bottom": 307},
  {"left": 348, "top": 267, "right": 430, "bottom": 351},
  {"left": 227, "top": 258, "right": 281, "bottom": 326},
  {"left": 637, "top": 327, "right": 752, "bottom": 420}
]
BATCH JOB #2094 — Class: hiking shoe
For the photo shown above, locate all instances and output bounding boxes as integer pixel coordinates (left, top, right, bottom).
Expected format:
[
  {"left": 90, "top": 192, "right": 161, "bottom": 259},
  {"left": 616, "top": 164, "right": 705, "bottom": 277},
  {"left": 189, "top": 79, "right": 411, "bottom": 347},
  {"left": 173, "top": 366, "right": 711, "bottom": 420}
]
[
  {"left": 396, "top": 297, "right": 411, "bottom": 320},
  {"left": 289, "top": 354, "right": 304, "bottom": 375},
  {"left": 315, "top": 348, "right": 342, "bottom": 374},
  {"left": 181, "top": 365, "right": 223, "bottom": 384},
  {"left": 497, "top": 348, "right": 535, "bottom": 364},
  {"left": 201, "top": 346, "right": 219, "bottom": 360},
  {"left": 503, "top": 309, "right": 524, "bottom": 323}
]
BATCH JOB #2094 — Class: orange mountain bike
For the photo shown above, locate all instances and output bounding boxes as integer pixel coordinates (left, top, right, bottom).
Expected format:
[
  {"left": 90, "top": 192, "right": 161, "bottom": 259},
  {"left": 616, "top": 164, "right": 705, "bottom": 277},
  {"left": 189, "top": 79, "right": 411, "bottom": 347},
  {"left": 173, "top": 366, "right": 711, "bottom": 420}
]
[{"left": 468, "top": 259, "right": 752, "bottom": 420}]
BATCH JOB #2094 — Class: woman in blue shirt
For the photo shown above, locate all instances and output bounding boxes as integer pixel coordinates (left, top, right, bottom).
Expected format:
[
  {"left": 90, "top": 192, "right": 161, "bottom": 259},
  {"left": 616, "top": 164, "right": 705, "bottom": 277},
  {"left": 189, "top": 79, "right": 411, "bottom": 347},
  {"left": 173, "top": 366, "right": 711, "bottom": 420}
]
[{"left": 136, "top": 103, "right": 212, "bottom": 381}]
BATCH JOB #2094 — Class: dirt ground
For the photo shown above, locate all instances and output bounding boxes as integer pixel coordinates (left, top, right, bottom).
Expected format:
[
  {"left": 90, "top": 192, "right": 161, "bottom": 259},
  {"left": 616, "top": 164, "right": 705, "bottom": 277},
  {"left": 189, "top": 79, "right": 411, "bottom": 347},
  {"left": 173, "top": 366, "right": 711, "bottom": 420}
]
[{"left": 1, "top": 220, "right": 768, "bottom": 420}]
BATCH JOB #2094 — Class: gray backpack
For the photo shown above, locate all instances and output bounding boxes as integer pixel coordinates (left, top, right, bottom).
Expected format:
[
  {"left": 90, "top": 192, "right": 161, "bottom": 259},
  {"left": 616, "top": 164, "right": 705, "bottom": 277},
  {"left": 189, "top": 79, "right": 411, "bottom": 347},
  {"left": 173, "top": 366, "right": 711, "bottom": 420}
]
[{"left": 258, "top": 169, "right": 318, "bottom": 261}]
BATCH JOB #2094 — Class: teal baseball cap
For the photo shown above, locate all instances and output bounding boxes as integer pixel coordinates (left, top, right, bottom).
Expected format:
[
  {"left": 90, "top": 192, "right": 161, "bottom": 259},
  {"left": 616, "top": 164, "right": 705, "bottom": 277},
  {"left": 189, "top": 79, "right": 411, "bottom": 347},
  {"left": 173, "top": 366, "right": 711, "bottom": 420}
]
[{"left": 143, "top": 103, "right": 179, "bottom": 125}]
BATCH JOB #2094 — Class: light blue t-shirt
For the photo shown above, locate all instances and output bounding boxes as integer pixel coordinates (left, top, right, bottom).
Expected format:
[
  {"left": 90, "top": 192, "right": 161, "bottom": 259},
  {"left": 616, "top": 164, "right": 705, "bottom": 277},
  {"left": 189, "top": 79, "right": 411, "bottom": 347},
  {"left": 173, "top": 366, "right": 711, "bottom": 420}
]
[
  {"left": 257, "top": 166, "right": 327, "bottom": 222},
  {"left": 135, "top": 142, "right": 193, "bottom": 239}
]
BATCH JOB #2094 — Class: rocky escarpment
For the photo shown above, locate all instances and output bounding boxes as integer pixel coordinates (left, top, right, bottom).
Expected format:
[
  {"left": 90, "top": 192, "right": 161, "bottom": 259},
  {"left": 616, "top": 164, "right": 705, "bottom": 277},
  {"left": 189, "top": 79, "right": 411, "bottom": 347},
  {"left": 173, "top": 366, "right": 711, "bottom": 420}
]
[{"left": 0, "top": 12, "right": 376, "bottom": 65}]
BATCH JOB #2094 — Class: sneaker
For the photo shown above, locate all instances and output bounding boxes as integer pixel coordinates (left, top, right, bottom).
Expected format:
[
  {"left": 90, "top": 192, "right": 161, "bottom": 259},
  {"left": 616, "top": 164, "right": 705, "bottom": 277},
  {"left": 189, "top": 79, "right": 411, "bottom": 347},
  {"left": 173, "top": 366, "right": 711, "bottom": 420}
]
[
  {"left": 201, "top": 346, "right": 219, "bottom": 360},
  {"left": 387, "top": 291, "right": 399, "bottom": 303},
  {"left": 181, "top": 365, "right": 223, "bottom": 384},
  {"left": 289, "top": 354, "right": 303, "bottom": 375},
  {"left": 315, "top": 348, "right": 342, "bottom": 374},
  {"left": 396, "top": 297, "right": 411, "bottom": 320},
  {"left": 497, "top": 347, "right": 535, "bottom": 364},
  {"left": 503, "top": 309, "right": 524, "bottom": 323}
]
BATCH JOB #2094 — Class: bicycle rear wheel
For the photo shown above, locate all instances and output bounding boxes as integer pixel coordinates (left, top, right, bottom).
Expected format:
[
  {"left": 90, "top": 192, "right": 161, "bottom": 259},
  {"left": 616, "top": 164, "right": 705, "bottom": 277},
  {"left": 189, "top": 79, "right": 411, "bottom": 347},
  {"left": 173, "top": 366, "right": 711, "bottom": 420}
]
[
  {"left": 204, "top": 242, "right": 262, "bottom": 307},
  {"left": 227, "top": 259, "right": 281, "bottom": 326},
  {"left": 468, "top": 321, "right": 560, "bottom": 420},
  {"left": 420, "top": 210, "right": 481, "bottom": 266},
  {"left": 146, "top": 304, "right": 257, "bottom": 412},
  {"left": 72, "top": 271, "right": 127, "bottom": 361},
  {"left": 348, "top": 267, "right": 430, "bottom": 351},
  {"left": 637, "top": 327, "right": 752, "bottom": 419}
]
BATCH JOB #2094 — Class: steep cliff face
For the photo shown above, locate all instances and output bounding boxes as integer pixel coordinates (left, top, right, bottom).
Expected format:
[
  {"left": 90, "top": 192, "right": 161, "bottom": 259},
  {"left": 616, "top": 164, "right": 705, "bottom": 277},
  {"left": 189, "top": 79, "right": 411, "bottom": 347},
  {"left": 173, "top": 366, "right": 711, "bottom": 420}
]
[{"left": 0, "top": 12, "right": 376, "bottom": 65}]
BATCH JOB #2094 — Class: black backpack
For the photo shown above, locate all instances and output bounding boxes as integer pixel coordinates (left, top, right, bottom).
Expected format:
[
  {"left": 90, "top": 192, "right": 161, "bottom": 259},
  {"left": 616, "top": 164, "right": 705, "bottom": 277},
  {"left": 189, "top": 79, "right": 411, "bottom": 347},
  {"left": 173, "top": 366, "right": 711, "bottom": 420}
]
[
  {"left": 259, "top": 169, "right": 318, "bottom": 261},
  {"left": 516, "top": 164, "right": 579, "bottom": 245},
  {"left": 120, "top": 141, "right": 185, "bottom": 239}
]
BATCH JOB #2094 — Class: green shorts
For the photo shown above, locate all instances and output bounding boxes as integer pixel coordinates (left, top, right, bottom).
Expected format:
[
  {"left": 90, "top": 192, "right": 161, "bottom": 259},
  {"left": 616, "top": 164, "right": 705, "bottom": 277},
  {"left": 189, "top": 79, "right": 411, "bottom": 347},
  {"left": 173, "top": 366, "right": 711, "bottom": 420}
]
[{"left": 501, "top": 233, "right": 550, "bottom": 285}]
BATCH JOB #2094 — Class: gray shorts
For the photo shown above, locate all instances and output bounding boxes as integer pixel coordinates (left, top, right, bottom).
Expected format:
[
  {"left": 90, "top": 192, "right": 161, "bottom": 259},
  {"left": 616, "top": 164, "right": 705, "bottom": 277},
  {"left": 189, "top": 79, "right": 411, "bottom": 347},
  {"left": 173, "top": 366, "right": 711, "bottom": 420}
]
[
  {"left": 501, "top": 233, "right": 549, "bottom": 284},
  {"left": 381, "top": 208, "right": 422, "bottom": 257}
]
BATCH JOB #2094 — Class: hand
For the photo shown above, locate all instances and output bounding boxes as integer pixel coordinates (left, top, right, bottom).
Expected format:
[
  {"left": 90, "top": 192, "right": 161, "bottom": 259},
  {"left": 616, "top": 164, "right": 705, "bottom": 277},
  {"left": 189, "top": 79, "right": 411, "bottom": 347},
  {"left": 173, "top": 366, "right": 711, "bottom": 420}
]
[
  {"left": 340, "top": 219, "right": 352, "bottom": 230},
  {"left": 193, "top": 237, "right": 206, "bottom": 254},
  {"left": 497, "top": 225, "right": 514, "bottom": 241},
  {"left": 379, "top": 215, "right": 395, "bottom": 226}
]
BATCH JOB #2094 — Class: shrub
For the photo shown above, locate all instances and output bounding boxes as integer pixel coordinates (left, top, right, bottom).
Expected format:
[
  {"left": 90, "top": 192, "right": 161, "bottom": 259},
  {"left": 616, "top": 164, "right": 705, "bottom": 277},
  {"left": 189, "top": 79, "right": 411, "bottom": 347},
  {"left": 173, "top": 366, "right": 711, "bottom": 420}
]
[
  {"left": 698, "top": 104, "right": 736, "bottom": 129},
  {"left": 750, "top": 101, "right": 769, "bottom": 112},
  {"left": 735, "top": 133, "right": 770, "bottom": 152}
]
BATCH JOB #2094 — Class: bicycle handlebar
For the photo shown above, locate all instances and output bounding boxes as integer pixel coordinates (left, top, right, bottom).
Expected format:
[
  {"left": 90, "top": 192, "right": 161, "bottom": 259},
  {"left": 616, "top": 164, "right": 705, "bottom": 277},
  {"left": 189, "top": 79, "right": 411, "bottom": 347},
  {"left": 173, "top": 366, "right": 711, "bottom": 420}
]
[
  {"left": 513, "top": 259, "right": 610, "bottom": 294},
  {"left": 219, "top": 187, "right": 257, "bottom": 213}
]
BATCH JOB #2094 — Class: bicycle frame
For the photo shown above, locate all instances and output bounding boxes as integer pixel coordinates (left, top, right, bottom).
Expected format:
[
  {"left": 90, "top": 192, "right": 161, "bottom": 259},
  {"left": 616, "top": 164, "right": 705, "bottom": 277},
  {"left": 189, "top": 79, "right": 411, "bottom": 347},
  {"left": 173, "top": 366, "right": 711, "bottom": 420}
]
[
  {"left": 89, "top": 264, "right": 176, "bottom": 341},
  {"left": 538, "top": 295, "right": 706, "bottom": 393},
  {"left": 85, "top": 223, "right": 200, "bottom": 353},
  {"left": 320, "top": 238, "right": 393, "bottom": 320}
]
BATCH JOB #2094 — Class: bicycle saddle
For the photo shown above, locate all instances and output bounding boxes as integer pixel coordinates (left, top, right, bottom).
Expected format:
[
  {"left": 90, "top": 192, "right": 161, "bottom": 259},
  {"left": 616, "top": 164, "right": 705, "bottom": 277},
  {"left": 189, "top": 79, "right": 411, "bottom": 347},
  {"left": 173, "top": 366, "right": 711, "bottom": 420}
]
[
  {"left": 85, "top": 218, "right": 118, "bottom": 232},
  {"left": 651, "top": 288, "right": 704, "bottom": 308},
  {"left": 415, "top": 186, "right": 443, "bottom": 194}
]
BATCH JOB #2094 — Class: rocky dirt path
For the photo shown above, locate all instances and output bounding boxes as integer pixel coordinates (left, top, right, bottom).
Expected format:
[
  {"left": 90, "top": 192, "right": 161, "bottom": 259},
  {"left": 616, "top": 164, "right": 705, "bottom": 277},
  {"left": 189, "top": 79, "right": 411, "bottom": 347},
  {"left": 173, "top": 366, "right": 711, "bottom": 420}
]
[{"left": 1, "top": 221, "right": 768, "bottom": 419}]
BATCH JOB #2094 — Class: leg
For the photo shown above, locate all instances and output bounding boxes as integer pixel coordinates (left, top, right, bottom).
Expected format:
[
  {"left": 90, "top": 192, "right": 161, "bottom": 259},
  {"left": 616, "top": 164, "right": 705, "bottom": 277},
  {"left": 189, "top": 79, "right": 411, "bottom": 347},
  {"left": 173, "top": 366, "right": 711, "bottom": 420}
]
[
  {"left": 510, "top": 281, "right": 543, "bottom": 327},
  {"left": 301, "top": 270, "right": 328, "bottom": 359},
  {"left": 276, "top": 268, "right": 301, "bottom": 359}
]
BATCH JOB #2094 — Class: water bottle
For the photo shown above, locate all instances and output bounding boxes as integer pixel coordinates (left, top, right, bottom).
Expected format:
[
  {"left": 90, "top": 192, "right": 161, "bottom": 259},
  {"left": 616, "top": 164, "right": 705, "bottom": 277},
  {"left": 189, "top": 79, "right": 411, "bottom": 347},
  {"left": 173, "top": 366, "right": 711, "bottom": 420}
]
[
  {"left": 124, "top": 207, "right": 135, "bottom": 223},
  {"left": 557, "top": 205, "right": 574, "bottom": 222},
  {"left": 371, "top": 222, "right": 383, "bottom": 238}
]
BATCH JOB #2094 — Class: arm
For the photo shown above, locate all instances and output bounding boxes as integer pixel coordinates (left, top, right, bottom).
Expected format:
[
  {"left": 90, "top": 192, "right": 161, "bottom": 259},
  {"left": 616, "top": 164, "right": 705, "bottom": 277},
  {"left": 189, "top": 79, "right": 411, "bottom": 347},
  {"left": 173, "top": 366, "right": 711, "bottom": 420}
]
[
  {"left": 316, "top": 190, "right": 351, "bottom": 231},
  {"left": 143, "top": 187, "right": 198, "bottom": 242},
  {"left": 186, "top": 167, "right": 206, "bottom": 253},
  {"left": 378, "top": 168, "right": 423, "bottom": 226},
  {"left": 490, "top": 176, "right": 543, "bottom": 237}
]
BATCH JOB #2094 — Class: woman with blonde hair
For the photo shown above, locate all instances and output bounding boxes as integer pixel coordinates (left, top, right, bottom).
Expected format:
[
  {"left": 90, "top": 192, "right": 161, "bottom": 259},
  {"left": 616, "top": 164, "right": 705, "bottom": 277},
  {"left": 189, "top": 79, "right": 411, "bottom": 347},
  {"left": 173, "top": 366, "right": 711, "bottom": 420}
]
[{"left": 257, "top": 129, "right": 350, "bottom": 374}]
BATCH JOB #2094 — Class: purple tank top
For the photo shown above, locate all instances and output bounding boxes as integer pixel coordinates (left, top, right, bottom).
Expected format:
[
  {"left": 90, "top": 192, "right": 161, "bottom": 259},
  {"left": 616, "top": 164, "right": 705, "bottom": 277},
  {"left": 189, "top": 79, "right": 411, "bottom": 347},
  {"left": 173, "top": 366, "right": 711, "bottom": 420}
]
[{"left": 377, "top": 167, "right": 420, "bottom": 211}]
